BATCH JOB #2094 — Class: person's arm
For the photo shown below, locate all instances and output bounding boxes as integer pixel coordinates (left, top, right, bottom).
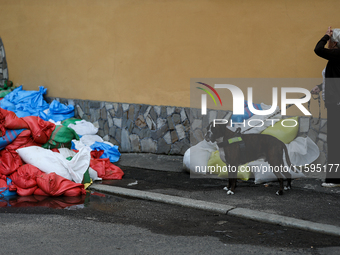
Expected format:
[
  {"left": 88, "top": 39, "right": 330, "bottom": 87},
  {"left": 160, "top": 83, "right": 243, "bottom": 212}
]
[
  {"left": 311, "top": 84, "right": 322, "bottom": 94},
  {"left": 314, "top": 27, "right": 340, "bottom": 61}
]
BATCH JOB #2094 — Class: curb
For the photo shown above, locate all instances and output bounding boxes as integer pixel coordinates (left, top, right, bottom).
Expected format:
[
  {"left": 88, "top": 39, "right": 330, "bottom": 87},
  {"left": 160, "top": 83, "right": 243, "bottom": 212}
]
[
  {"left": 90, "top": 184, "right": 234, "bottom": 214},
  {"left": 90, "top": 184, "right": 340, "bottom": 237}
]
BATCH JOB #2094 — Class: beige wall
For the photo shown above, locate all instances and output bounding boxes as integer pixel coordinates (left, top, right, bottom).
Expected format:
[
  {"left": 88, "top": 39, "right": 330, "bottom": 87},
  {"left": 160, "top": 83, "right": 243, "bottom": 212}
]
[{"left": 0, "top": 0, "right": 339, "bottom": 117}]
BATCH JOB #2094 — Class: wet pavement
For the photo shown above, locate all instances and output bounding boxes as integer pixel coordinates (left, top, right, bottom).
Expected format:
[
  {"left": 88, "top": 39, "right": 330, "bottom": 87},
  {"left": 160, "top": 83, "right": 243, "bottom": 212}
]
[
  {"left": 98, "top": 166, "right": 340, "bottom": 228},
  {"left": 1, "top": 153, "right": 340, "bottom": 253}
]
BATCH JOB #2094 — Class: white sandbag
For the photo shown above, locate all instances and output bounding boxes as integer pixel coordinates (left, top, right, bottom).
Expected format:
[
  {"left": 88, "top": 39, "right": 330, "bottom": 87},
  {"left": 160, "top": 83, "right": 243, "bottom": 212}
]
[
  {"left": 183, "top": 140, "right": 219, "bottom": 175},
  {"left": 58, "top": 147, "right": 77, "bottom": 158},
  {"left": 286, "top": 136, "right": 320, "bottom": 166},
  {"left": 68, "top": 120, "right": 98, "bottom": 136},
  {"left": 72, "top": 135, "right": 103, "bottom": 150},
  {"left": 88, "top": 167, "right": 102, "bottom": 181},
  {"left": 58, "top": 148, "right": 102, "bottom": 181},
  {"left": 250, "top": 159, "right": 305, "bottom": 184},
  {"left": 17, "top": 146, "right": 91, "bottom": 183}
]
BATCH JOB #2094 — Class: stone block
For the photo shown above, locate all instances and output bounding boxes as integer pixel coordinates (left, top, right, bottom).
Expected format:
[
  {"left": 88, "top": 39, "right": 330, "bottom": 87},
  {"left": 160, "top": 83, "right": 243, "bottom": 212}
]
[
  {"left": 121, "top": 129, "right": 131, "bottom": 152},
  {"left": 318, "top": 133, "right": 327, "bottom": 142},
  {"left": 172, "top": 113, "right": 181, "bottom": 125},
  {"left": 180, "top": 108, "right": 187, "bottom": 122},
  {"left": 163, "top": 131, "right": 172, "bottom": 144},
  {"left": 113, "top": 118, "right": 122, "bottom": 128},
  {"left": 76, "top": 105, "right": 84, "bottom": 119},
  {"left": 109, "top": 126, "right": 116, "bottom": 137},
  {"left": 151, "top": 124, "right": 168, "bottom": 140},
  {"left": 175, "top": 124, "right": 186, "bottom": 140},
  {"left": 122, "top": 103, "right": 129, "bottom": 112},
  {"left": 154, "top": 106, "right": 161, "bottom": 116},
  {"left": 141, "top": 138, "right": 157, "bottom": 153},
  {"left": 191, "top": 119, "right": 202, "bottom": 130},
  {"left": 130, "top": 134, "right": 141, "bottom": 152},
  {"left": 135, "top": 115, "right": 147, "bottom": 128},
  {"left": 194, "top": 129, "right": 204, "bottom": 142},
  {"left": 171, "top": 130, "right": 178, "bottom": 143},
  {"left": 167, "top": 107, "right": 175, "bottom": 116},
  {"left": 299, "top": 117, "right": 310, "bottom": 133},
  {"left": 157, "top": 138, "right": 171, "bottom": 154},
  {"left": 160, "top": 106, "right": 167, "bottom": 118},
  {"left": 128, "top": 105, "right": 135, "bottom": 120},
  {"left": 208, "top": 110, "right": 217, "bottom": 124},
  {"left": 105, "top": 102, "right": 114, "bottom": 111},
  {"left": 157, "top": 118, "right": 167, "bottom": 128},
  {"left": 100, "top": 107, "right": 107, "bottom": 120},
  {"left": 320, "top": 121, "right": 327, "bottom": 134},
  {"left": 146, "top": 115, "right": 156, "bottom": 130},
  {"left": 115, "top": 128, "right": 122, "bottom": 144},
  {"left": 308, "top": 128, "right": 318, "bottom": 143},
  {"left": 150, "top": 107, "right": 157, "bottom": 122},
  {"left": 167, "top": 116, "right": 175, "bottom": 130}
]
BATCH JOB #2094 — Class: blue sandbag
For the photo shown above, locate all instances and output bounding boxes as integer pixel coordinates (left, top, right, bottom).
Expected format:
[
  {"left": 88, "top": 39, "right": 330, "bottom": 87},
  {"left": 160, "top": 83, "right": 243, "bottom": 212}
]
[
  {"left": 39, "top": 100, "right": 75, "bottom": 122},
  {"left": 0, "top": 178, "right": 17, "bottom": 198},
  {"left": 1, "top": 85, "right": 49, "bottom": 116},
  {"left": 90, "top": 141, "right": 121, "bottom": 163}
]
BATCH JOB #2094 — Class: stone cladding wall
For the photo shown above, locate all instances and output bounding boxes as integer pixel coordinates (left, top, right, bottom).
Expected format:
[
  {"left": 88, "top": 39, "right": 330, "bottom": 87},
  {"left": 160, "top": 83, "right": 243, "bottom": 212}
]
[{"left": 46, "top": 97, "right": 327, "bottom": 165}]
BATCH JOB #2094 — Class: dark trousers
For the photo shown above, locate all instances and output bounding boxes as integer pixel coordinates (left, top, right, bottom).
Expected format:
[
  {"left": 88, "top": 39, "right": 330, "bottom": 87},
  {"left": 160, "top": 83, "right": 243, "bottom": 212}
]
[{"left": 325, "top": 104, "right": 340, "bottom": 184}]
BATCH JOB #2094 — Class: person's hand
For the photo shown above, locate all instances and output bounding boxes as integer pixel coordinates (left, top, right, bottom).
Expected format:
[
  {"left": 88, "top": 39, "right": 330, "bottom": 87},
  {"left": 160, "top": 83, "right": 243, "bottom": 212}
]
[
  {"left": 311, "top": 85, "right": 321, "bottom": 94},
  {"left": 326, "top": 26, "right": 333, "bottom": 37}
]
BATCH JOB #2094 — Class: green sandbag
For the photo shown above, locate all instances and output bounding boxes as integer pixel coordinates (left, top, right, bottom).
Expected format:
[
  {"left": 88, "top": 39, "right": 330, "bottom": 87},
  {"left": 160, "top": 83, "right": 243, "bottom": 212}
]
[
  {"left": 0, "top": 87, "right": 14, "bottom": 98},
  {"left": 42, "top": 125, "right": 79, "bottom": 149},
  {"left": 61, "top": 118, "right": 82, "bottom": 127},
  {"left": 261, "top": 116, "right": 299, "bottom": 144}
]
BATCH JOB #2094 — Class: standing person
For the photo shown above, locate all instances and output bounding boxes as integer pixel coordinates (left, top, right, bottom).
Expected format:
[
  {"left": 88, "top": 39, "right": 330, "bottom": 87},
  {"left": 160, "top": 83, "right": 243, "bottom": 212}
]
[{"left": 312, "top": 26, "right": 340, "bottom": 187}]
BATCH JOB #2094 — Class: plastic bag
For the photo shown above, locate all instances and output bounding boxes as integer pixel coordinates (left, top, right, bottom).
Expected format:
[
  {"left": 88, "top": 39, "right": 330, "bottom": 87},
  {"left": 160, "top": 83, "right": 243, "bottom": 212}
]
[
  {"left": 286, "top": 136, "right": 320, "bottom": 166},
  {"left": 68, "top": 119, "right": 98, "bottom": 136},
  {"left": 39, "top": 100, "right": 75, "bottom": 122},
  {"left": 250, "top": 159, "right": 305, "bottom": 184},
  {"left": 183, "top": 140, "right": 219, "bottom": 175},
  {"left": 2, "top": 85, "right": 49, "bottom": 116},
  {"left": 90, "top": 141, "right": 121, "bottom": 163}
]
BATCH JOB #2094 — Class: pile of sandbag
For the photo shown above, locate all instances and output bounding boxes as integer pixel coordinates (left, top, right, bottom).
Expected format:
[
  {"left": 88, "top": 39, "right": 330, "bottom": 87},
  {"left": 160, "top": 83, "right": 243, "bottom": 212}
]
[
  {"left": 0, "top": 86, "right": 124, "bottom": 199},
  {"left": 184, "top": 103, "right": 320, "bottom": 184}
]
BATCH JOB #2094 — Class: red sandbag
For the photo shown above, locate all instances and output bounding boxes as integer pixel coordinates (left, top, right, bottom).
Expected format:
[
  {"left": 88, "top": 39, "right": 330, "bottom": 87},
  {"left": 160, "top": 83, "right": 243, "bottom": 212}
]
[
  {"left": 63, "top": 187, "right": 84, "bottom": 197},
  {"left": 33, "top": 188, "right": 49, "bottom": 196},
  {"left": 36, "top": 172, "right": 85, "bottom": 197},
  {"left": 90, "top": 150, "right": 124, "bottom": 179},
  {"left": 16, "top": 186, "right": 37, "bottom": 196},
  {"left": 0, "top": 108, "right": 28, "bottom": 134},
  {"left": 22, "top": 116, "right": 55, "bottom": 144},
  {"left": 10, "top": 164, "right": 42, "bottom": 189},
  {"left": 0, "top": 149, "right": 23, "bottom": 175},
  {"left": 90, "top": 157, "right": 124, "bottom": 180},
  {"left": 5, "top": 129, "right": 39, "bottom": 152}
]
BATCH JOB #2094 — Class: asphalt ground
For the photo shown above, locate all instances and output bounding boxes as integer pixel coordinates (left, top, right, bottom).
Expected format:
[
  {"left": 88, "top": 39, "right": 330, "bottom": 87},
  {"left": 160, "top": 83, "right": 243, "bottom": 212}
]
[
  {"left": 98, "top": 166, "right": 340, "bottom": 228},
  {"left": 1, "top": 192, "right": 340, "bottom": 253}
]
